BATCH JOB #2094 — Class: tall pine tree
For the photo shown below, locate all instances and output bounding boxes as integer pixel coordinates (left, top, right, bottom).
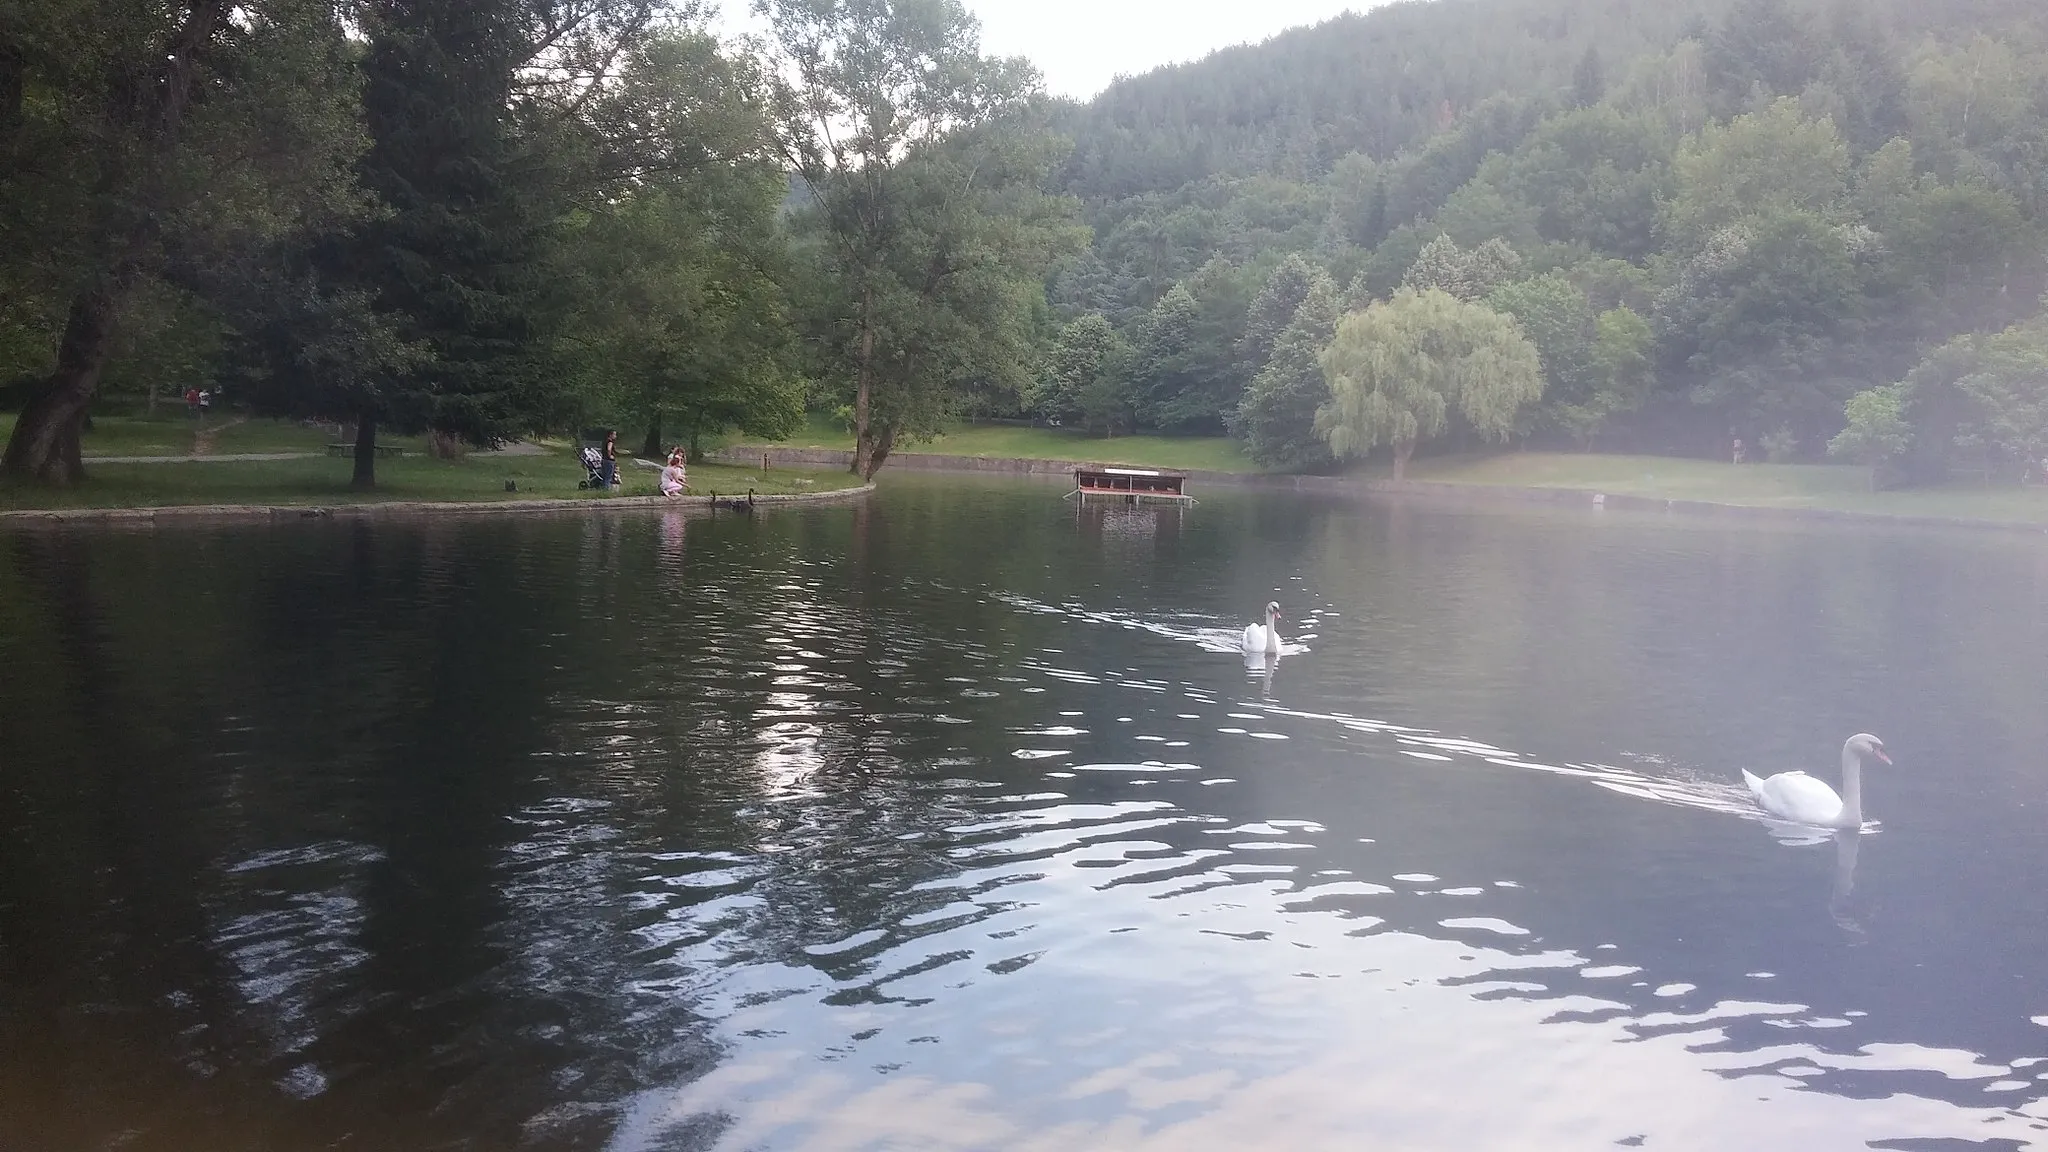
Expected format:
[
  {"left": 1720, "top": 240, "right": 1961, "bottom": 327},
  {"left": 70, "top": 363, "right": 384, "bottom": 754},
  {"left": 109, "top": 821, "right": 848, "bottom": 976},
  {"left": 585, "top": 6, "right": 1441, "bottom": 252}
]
[{"left": 329, "top": 0, "right": 561, "bottom": 487}]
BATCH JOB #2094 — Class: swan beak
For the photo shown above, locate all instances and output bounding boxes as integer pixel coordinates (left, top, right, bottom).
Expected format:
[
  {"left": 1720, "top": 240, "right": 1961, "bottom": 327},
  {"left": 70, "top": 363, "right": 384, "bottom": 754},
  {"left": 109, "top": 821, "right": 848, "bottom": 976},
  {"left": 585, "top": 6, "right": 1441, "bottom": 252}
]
[{"left": 1874, "top": 749, "right": 1891, "bottom": 764}]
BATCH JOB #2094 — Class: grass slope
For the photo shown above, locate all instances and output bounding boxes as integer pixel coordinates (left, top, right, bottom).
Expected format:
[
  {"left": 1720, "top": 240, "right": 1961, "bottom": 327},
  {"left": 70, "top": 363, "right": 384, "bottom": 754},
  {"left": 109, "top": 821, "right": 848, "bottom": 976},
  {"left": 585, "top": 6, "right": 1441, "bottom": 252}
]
[
  {"left": 1400, "top": 453, "right": 2048, "bottom": 525},
  {"left": 737, "top": 415, "right": 1258, "bottom": 473},
  {"left": 0, "top": 413, "right": 426, "bottom": 458}
]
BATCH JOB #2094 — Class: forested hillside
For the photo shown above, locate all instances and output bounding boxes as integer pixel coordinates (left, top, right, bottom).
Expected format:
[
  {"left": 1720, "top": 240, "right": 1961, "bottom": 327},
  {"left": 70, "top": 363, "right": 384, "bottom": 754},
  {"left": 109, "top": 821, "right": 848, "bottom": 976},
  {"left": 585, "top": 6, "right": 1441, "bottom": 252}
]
[
  {"left": 1035, "top": 0, "right": 2048, "bottom": 481},
  {"left": 7, "top": 0, "right": 2048, "bottom": 489}
]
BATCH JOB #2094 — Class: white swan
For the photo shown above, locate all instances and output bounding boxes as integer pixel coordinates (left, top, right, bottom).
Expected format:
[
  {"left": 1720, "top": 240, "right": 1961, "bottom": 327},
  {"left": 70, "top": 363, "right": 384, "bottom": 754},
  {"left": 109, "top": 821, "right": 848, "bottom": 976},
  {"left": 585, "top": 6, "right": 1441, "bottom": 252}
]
[
  {"left": 1242, "top": 601, "right": 1282, "bottom": 655},
  {"left": 1742, "top": 734, "right": 1889, "bottom": 829}
]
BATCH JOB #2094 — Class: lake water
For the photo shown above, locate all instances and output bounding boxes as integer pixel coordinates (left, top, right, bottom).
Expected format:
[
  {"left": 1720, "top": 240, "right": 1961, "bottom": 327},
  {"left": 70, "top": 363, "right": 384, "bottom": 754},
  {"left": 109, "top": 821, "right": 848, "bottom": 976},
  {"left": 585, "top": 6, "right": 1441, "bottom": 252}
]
[{"left": 4, "top": 475, "right": 2048, "bottom": 1151}]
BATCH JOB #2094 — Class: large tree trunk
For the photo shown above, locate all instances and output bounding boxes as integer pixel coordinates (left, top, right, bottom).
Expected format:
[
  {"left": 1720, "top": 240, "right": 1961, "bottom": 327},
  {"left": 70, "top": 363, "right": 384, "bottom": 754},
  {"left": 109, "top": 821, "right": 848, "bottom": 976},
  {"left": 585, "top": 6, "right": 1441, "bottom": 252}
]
[
  {"left": 352, "top": 413, "right": 377, "bottom": 490},
  {"left": 852, "top": 283, "right": 880, "bottom": 478},
  {"left": 860, "top": 423, "right": 895, "bottom": 481},
  {"left": 1392, "top": 437, "right": 1415, "bottom": 482},
  {"left": 3, "top": 0, "right": 228, "bottom": 485},
  {"left": 641, "top": 417, "right": 662, "bottom": 461},
  {"left": 2, "top": 279, "right": 129, "bottom": 484}
]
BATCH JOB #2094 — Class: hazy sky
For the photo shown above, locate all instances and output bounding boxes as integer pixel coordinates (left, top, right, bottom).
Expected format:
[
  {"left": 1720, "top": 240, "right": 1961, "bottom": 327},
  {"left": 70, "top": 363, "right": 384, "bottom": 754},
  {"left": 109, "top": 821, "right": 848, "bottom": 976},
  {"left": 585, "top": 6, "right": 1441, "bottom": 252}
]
[{"left": 717, "top": 1, "right": 1380, "bottom": 100}]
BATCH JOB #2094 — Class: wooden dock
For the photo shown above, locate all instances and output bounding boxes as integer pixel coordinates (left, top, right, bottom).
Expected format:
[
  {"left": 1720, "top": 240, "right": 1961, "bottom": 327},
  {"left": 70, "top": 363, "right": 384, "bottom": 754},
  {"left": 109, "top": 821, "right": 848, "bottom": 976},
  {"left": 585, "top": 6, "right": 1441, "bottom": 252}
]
[{"left": 1064, "top": 466, "right": 1196, "bottom": 505}]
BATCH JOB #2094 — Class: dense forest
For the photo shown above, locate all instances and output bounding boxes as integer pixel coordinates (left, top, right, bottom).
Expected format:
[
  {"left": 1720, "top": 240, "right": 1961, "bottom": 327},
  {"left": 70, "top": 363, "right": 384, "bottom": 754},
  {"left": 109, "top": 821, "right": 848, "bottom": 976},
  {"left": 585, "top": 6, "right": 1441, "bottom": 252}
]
[
  {"left": 6, "top": 0, "right": 2048, "bottom": 485},
  {"left": 1037, "top": 0, "right": 2048, "bottom": 481}
]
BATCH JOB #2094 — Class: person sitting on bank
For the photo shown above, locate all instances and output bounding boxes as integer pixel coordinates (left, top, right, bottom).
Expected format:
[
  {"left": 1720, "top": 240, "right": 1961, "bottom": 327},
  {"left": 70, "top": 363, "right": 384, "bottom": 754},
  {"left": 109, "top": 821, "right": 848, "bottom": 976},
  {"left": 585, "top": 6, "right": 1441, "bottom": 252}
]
[{"left": 660, "top": 448, "right": 687, "bottom": 498}]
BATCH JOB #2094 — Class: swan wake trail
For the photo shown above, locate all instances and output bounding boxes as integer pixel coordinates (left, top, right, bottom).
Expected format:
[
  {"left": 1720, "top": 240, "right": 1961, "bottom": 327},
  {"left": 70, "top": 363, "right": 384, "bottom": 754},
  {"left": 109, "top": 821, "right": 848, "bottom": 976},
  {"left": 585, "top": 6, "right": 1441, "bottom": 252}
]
[
  {"left": 1239, "top": 702, "right": 1776, "bottom": 824},
  {"left": 983, "top": 591, "right": 1849, "bottom": 836},
  {"left": 989, "top": 591, "right": 1321, "bottom": 656}
]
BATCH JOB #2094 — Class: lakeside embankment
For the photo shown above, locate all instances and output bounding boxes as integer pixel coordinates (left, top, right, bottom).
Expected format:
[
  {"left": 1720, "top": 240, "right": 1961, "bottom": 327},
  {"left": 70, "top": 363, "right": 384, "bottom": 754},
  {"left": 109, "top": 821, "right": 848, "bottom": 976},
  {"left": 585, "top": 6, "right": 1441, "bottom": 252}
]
[
  {"left": 6, "top": 413, "right": 2041, "bottom": 530},
  {"left": 0, "top": 416, "right": 870, "bottom": 519},
  {"left": 717, "top": 444, "right": 2048, "bottom": 532},
  {"left": 0, "top": 484, "right": 873, "bottom": 526}
]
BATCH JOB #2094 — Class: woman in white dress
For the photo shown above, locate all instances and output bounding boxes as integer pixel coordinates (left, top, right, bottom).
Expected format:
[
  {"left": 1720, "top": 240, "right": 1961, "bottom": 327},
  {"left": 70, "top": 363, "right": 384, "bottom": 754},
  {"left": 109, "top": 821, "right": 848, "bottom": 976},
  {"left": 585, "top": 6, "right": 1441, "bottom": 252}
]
[{"left": 659, "top": 448, "right": 687, "bottom": 498}]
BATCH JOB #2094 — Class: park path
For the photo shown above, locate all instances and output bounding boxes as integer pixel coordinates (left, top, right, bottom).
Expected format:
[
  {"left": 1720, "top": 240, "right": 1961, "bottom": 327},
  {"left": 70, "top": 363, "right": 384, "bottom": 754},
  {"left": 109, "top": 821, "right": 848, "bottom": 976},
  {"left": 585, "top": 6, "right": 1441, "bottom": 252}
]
[
  {"left": 191, "top": 415, "right": 248, "bottom": 455},
  {"left": 85, "top": 452, "right": 317, "bottom": 464}
]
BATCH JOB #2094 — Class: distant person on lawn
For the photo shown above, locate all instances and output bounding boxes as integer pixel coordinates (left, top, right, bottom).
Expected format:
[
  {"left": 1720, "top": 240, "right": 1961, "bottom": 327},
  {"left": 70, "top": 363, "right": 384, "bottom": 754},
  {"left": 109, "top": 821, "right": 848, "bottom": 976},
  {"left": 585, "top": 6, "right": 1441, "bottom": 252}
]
[
  {"left": 185, "top": 387, "right": 201, "bottom": 418},
  {"left": 660, "top": 448, "right": 687, "bottom": 498},
  {"left": 600, "top": 430, "right": 619, "bottom": 488}
]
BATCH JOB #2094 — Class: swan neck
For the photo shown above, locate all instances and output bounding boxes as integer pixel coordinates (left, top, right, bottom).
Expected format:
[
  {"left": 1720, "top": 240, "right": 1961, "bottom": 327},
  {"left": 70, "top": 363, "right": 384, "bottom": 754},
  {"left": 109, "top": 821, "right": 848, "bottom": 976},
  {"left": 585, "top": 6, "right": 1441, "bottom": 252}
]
[{"left": 1840, "top": 744, "right": 1864, "bottom": 826}]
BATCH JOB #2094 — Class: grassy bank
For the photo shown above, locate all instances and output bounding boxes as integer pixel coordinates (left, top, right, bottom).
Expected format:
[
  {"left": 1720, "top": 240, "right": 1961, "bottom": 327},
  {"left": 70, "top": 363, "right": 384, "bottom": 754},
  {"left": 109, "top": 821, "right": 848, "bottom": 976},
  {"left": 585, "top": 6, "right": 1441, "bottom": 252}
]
[
  {"left": 734, "top": 414, "right": 1257, "bottom": 473},
  {"left": 0, "top": 413, "right": 427, "bottom": 458},
  {"left": 1398, "top": 452, "right": 2048, "bottom": 525},
  {"left": 0, "top": 451, "right": 860, "bottom": 512}
]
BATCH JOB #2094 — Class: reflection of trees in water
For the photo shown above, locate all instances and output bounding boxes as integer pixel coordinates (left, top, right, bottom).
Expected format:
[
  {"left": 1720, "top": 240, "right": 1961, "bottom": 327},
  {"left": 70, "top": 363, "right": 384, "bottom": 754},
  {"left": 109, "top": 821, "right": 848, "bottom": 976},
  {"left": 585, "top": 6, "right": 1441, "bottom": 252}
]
[
  {"left": 0, "top": 520, "right": 652, "bottom": 1148},
  {"left": 0, "top": 530, "right": 325, "bottom": 1146}
]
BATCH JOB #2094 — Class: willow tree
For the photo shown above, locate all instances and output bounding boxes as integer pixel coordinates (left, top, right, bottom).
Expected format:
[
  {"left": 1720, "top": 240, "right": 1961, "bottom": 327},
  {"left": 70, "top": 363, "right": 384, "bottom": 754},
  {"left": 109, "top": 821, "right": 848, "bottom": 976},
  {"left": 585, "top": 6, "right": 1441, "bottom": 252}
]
[
  {"left": 759, "top": 0, "right": 1083, "bottom": 478},
  {"left": 1316, "top": 288, "right": 1544, "bottom": 480}
]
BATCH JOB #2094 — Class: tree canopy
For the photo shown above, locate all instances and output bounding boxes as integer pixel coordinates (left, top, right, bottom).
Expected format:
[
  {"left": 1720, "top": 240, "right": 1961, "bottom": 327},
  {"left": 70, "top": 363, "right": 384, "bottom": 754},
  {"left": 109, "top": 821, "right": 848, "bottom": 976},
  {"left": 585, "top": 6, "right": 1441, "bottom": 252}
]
[
  {"left": 9, "top": 0, "right": 2048, "bottom": 487},
  {"left": 1317, "top": 288, "right": 1546, "bottom": 479}
]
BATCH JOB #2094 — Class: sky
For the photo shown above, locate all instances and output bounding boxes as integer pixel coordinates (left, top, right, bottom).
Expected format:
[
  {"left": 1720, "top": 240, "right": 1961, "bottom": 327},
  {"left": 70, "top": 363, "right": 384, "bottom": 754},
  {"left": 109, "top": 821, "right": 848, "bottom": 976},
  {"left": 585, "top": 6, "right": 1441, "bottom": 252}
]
[{"left": 716, "top": 1, "right": 1379, "bottom": 100}]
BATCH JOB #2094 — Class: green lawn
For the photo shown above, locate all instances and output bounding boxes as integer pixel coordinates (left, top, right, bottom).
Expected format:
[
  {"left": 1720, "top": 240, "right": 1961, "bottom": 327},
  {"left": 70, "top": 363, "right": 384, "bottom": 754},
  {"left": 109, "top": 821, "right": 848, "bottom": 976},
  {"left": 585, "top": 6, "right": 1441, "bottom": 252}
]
[
  {"left": 0, "top": 450, "right": 862, "bottom": 512},
  {"left": 204, "top": 418, "right": 429, "bottom": 456},
  {"left": 0, "top": 412, "right": 196, "bottom": 457},
  {"left": 0, "top": 413, "right": 409, "bottom": 458},
  {"left": 1397, "top": 452, "right": 2048, "bottom": 525},
  {"left": 735, "top": 414, "right": 1258, "bottom": 473}
]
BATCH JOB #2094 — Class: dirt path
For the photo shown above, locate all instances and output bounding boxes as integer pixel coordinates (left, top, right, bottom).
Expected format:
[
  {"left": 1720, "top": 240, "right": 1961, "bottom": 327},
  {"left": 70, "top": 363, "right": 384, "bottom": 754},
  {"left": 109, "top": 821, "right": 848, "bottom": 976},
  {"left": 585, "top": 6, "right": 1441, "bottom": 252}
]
[{"left": 191, "top": 415, "right": 249, "bottom": 456}]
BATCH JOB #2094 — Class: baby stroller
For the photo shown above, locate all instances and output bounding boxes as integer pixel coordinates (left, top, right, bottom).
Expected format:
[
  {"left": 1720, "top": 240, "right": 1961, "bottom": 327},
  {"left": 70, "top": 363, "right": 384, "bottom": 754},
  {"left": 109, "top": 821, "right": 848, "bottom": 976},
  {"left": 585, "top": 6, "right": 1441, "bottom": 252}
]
[{"left": 575, "top": 428, "right": 618, "bottom": 490}]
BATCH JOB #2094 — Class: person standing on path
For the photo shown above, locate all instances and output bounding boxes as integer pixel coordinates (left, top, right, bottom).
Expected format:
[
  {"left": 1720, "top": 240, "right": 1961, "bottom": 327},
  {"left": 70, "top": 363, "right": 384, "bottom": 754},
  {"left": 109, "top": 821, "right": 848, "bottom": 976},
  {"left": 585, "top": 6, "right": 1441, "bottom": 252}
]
[{"left": 601, "top": 430, "right": 619, "bottom": 489}]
